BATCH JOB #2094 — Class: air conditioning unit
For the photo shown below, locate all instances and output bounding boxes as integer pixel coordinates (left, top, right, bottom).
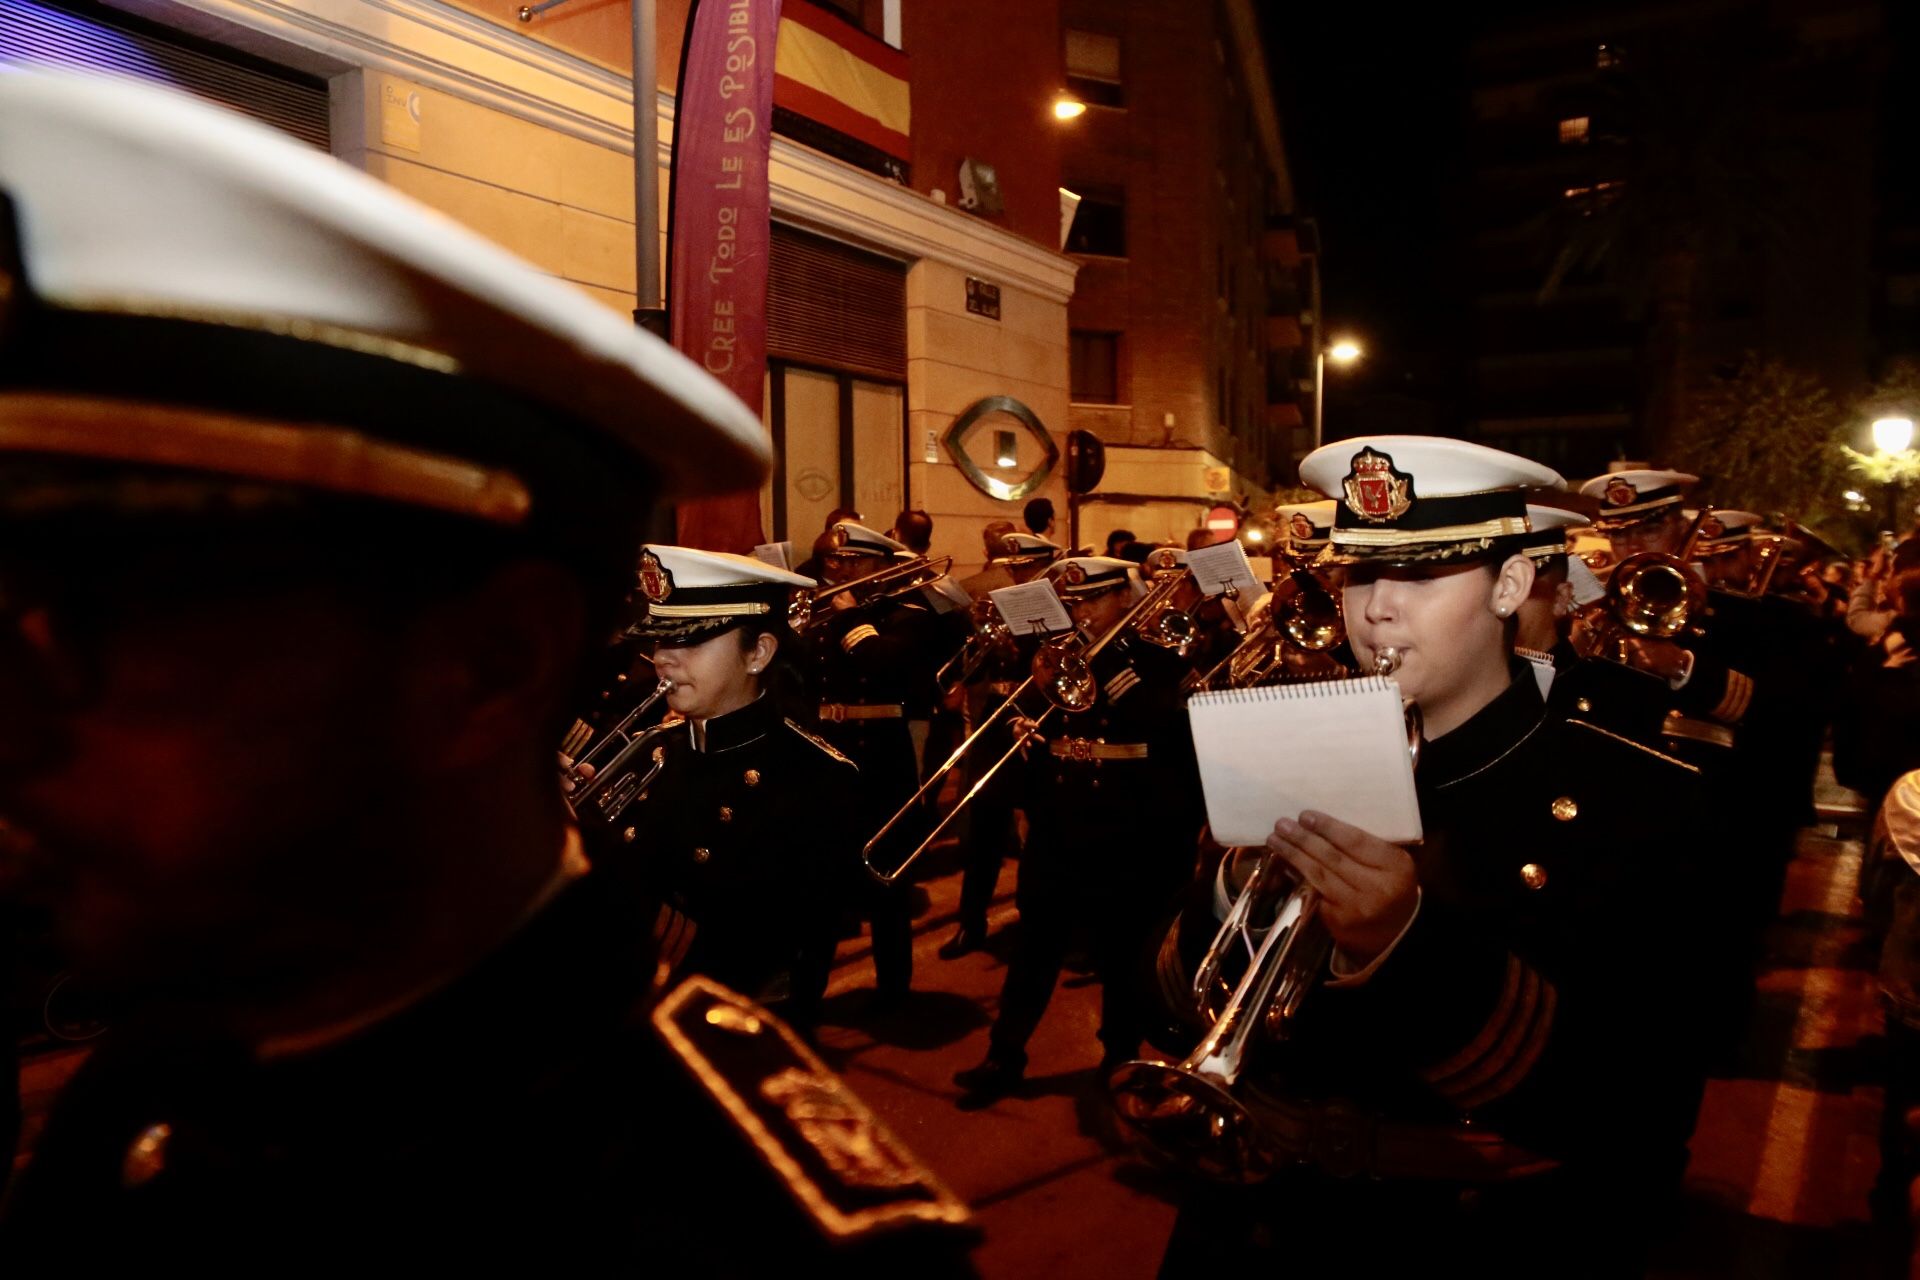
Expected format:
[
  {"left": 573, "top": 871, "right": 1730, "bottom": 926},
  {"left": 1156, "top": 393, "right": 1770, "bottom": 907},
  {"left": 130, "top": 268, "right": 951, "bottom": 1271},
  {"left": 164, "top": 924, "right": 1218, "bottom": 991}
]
[{"left": 957, "top": 157, "right": 1004, "bottom": 216}]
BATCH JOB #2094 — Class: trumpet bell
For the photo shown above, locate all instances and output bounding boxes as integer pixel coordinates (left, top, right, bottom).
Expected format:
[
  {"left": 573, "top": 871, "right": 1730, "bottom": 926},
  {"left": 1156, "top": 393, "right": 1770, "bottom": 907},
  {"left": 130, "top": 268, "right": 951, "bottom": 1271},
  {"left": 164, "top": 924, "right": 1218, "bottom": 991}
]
[
  {"left": 1107, "top": 1062, "right": 1276, "bottom": 1185},
  {"left": 1281, "top": 597, "right": 1342, "bottom": 651},
  {"left": 1608, "top": 553, "right": 1704, "bottom": 639}
]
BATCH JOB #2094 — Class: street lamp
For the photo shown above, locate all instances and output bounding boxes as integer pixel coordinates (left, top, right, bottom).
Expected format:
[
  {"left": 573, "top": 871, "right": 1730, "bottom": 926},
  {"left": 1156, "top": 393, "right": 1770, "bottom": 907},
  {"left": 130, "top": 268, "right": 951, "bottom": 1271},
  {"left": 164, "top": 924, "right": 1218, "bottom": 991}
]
[
  {"left": 1313, "top": 336, "right": 1363, "bottom": 451},
  {"left": 1874, "top": 416, "right": 1916, "bottom": 533},
  {"left": 1052, "top": 96, "right": 1087, "bottom": 121}
]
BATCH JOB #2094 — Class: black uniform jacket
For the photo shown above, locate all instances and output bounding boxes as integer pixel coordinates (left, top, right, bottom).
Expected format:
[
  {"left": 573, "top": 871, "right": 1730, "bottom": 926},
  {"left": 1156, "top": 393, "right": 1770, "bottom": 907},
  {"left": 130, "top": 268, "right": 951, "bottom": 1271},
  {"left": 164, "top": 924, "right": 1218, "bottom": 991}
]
[
  {"left": 615, "top": 695, "right": 860, "bottom": 1017},
  {"left": 1224, "top": 667, "right": 1716, "bottom": 1180},
  {"left": 1023, "top": 634, "right": 1203, "bottom": 869},
  {"left": 0, "top": 870, "right": 974, "bottom": 1274}
]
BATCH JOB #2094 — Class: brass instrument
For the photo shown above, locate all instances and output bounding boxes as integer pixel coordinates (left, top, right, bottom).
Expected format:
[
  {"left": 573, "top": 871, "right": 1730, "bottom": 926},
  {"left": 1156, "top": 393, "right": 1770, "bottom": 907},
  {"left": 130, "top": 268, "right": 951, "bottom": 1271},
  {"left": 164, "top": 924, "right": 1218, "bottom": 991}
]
[
  {"left": 805, "top": 554, "right": 954, "bottom": 632},
  {"left": 565, "top": 677, "right": 674, "bottom": 826},
  {"left": 1186, "top": 567, "right": 1345, "bottom": 692},
  {"left": 1107, "top": 648, "right": 1420, "bottom": 1183},
  {"left": 1573, "top": 511, "right": 1707, "bottom": 661},
  {"left": 936, "top": 597, "right": 1016, "bottom": 694},
  {"left": 863, "top": 569, "right": 1198, "bottom": 885}
]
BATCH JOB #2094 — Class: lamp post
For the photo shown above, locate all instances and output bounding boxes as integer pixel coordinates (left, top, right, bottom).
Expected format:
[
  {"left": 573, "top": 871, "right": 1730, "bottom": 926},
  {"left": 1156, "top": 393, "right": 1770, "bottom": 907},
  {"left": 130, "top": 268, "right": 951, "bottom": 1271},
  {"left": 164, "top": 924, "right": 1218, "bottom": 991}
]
[
  {"left": 1874, "top": 415, "right": 1915, "bottom": 535},
  {"left": 1312, "top": 337, "right": 1363, "bottom": 451}
]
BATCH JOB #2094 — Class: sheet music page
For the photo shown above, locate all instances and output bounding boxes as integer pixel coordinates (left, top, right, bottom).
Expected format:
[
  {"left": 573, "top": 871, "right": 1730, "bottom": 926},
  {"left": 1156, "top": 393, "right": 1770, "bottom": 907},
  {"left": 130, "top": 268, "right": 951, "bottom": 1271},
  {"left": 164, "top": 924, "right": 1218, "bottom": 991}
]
[
  {"left": 751, "top": 542, "right": 794, "bottom": 571},
  {"left": 1187, "top": 540, "right": 1263, "bottom": 599},
  {"left": 989, "top": 580, "right": 1074, "bottom": 635},
  {"left": 1187, "top": 677, "right": 1422, "bottom": 846}
]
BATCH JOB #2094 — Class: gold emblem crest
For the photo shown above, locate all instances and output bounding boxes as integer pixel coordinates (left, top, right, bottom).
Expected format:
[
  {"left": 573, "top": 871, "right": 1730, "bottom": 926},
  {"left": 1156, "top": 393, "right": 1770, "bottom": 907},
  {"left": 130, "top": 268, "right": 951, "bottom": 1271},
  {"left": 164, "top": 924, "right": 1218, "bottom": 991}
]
[
  {"left": 1699, "top": 515, "right": 1726, "bottom": 540},
  {"left": 1287, "top": 512, "right": 1317, "bottom": 542},
  {"left": 1603, "top": 479, "right": 1638, "bottom": 508},
  {"left": 1060, "top": 561, "right": 1087, "bottom": 586},
  {"left": 1341, "top": 448, "right": 1414, "bottom": 523},
  {"left": 638, "top": 550, "right": 673, "bottom": 602}
]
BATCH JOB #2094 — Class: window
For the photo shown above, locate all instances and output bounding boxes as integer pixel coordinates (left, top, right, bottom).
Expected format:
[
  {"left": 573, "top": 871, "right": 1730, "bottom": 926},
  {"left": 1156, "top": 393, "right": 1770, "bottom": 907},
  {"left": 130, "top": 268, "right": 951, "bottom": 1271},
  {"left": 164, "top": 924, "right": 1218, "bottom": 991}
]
[
  {"left": 1065, "top": 29, "right": 1123, "bottom": 108},
  {"left": 1596, "top": 43, "right": 1619, "bottom": 70},
  {"left": 1065, "top": 187, "right": 1127, "bottom": 256},
  {"left": 811, "top": 0, "right": 886, "bottom": 42},
  {"left": 1070, "top": 331, "right": 1121, "bottom": 403},
  {"left": 1558, "top": 116, "right": 1590, "bottom": 145}
]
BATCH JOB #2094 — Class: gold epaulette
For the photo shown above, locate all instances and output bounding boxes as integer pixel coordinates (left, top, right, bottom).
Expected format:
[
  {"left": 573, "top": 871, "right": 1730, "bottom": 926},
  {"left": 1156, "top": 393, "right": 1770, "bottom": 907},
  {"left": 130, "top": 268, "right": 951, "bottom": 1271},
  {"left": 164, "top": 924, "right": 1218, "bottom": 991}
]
[
  {"left": 1662, "top": 711, "right": 1736, "bottom": 751},
  {"left": 652, "top": 977, "right": 974, "bottom": 1240},
  {"left": 784, "top": 719, "right": 857, "bottom": 768}
]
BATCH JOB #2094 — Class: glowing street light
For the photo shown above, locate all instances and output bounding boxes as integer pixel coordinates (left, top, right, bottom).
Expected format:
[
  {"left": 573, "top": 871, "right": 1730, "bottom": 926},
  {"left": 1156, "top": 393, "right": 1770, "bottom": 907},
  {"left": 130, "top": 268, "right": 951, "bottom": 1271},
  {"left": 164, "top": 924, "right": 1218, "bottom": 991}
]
[
  {"left": 1052, "top": 97, "right": 1087, "bottom": 121},
  {"left": 1314, "top": 336, "right": 1365, "bottom": 450},
  {"left": 1874, "top": 416, "right": 1915, "bottom": 456},
  {"left": 1844, "top": 490, "right": 1866, "bottom": 503},
  {"left": 1873, "top": 416, "right": 1917, "bottom": 533}
]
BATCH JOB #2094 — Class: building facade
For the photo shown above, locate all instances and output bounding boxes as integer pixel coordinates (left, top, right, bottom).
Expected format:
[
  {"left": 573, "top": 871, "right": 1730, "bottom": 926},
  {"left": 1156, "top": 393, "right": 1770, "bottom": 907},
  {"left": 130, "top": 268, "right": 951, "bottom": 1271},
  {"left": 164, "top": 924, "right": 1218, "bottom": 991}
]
[
  {"left": 1055, "top": 0, "right": 1308, "bottom": 553},
  {"left": 2, "top": 0, "right": 1306, "bottom": 568}
]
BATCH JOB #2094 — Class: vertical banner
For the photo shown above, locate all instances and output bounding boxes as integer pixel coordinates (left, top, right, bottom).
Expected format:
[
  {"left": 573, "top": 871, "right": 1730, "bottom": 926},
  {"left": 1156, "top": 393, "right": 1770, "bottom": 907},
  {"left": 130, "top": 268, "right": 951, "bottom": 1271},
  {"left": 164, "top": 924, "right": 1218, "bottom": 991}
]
[{"left": 670, "top": 0, "right": 781, "bottom": 551}]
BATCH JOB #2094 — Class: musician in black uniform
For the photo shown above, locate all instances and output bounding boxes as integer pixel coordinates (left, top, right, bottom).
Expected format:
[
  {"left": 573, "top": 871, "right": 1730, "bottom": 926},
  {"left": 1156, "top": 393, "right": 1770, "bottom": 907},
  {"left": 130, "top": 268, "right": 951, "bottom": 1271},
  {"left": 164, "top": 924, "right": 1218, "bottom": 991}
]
[
  {"left": 812, "top": 521, "right": 948, "bottom": 1001},
  {"left": 953, "top": 557, "right": 1203, "bottom": 1102},
  {"left": 1147, "top": 438, "right": 1715, "bottom": 1276},
  {"left": 1692, "top": 512, "right": 1836, "bottom": 934},
  {"left": 938, "top": 532, "right": 1062, "bottom": 958},
  {"left": 0, "top": 73, "right": 973, "bottom": 1272},
  {"left": 1574, "top": 471, "right": 1760, "bottom": 737},
  {"left": 596, "top": 544, "right": 860, "bottom": 1032}
]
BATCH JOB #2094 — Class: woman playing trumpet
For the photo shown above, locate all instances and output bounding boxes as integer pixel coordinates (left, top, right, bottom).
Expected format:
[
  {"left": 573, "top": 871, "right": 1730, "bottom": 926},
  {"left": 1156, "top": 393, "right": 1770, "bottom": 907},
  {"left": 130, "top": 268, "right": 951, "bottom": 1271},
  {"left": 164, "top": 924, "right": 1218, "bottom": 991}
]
[{"left": 1150, "top": 438, "right": 1717, "bottom": 1277}]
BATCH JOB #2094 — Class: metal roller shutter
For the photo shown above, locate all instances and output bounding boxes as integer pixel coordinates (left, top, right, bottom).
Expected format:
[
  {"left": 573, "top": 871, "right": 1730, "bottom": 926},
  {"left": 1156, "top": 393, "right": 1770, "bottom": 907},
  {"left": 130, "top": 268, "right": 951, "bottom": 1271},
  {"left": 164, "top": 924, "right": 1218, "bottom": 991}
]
[
  {"left": 0, "top": 0, "right": 330, "bottom": 149},
  {"left": 768, "top": 223, "right": 907, "bottom": 381}
]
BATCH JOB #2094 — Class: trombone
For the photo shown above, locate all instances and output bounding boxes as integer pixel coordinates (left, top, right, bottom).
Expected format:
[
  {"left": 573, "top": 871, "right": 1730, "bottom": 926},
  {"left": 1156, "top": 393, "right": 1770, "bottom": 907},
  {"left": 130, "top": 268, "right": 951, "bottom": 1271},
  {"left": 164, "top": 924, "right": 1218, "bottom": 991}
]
[
  {"left": 1107, "top": 647, "right": 1420, "bottom": 1183},
  {"left": 862, "top": 569, "right": 1199, "bottom": 885},
  {"left": 1187, "top": 565, "right": 1345, "bottom": 692},
  {"left": 804, "top": 551, "right": 953, "bottom": 632}
]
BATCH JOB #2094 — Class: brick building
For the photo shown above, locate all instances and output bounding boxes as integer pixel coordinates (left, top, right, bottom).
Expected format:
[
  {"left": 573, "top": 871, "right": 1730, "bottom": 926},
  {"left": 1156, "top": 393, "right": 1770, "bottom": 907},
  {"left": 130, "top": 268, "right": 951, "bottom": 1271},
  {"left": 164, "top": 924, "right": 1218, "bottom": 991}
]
[{"left": 1056, "top": 0, "right": 1309, "bottom": 552}]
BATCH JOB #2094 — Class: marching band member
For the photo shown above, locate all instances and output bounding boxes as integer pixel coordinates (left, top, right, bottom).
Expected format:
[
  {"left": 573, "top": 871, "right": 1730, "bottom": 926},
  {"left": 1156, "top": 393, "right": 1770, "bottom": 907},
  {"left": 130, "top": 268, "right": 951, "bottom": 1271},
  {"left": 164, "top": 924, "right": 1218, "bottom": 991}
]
[
  {"left": 941, "top": 532, "right": 1064, "bottom": 959},
  {"left": 613, "top": 546, "right": 858, "bottom": 1031},
  {"left": 953, "top": 558, "right": 1203, "bottom": 1103},
  {"left": 1153, "top": 438, "right": 1715, "bottom": 1275},
  {"left": 812, "top": 520, "right": 946, "bottom": 1002},
  {"left": 1575, "top": 471, "right": 1756, "bottom": 727},
  {"left": 0, "top": 71, "right": 972, "bottom": 1269}
]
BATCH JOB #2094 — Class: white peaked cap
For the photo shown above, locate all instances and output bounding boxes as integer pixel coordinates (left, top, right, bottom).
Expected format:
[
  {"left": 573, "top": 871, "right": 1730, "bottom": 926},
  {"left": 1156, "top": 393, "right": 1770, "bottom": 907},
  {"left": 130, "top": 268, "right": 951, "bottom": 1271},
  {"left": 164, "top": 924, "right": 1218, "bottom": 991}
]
[{"left": 0, "top": 70, "right": 770, "bottom": 501}]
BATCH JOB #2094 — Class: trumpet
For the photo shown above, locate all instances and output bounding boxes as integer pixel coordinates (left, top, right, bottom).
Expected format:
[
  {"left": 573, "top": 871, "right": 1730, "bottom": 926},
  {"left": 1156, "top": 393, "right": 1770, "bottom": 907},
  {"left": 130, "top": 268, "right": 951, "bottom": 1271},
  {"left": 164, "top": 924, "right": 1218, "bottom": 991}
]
[
  {"left": 1108, "top": 647, "right": 1419, "bottom": 1183},
  {"left": 805, "top": 553, "right": 953, "bottom": 632},
  {"left": 566, "top": 677, "right": 675, "bottom": 826},
  {"left": 1573, "top": 512, "right": 1709, "bottom": 662},
  {"left": 863, "top": 569, "right": 1195, "bottom": 885}
]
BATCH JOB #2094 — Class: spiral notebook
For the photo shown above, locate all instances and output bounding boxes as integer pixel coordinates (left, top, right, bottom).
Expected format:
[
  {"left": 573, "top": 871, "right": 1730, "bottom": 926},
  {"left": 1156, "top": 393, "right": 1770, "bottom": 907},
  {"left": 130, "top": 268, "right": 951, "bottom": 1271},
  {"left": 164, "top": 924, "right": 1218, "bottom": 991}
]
[{"left": 1186, "top": 676, "right": 1423, "bottom": 847}]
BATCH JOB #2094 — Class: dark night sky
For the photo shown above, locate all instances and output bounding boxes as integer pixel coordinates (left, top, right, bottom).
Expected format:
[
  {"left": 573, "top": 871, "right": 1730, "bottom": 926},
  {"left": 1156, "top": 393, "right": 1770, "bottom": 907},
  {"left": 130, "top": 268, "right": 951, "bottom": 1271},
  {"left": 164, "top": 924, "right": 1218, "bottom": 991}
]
[{"left": 1258, "top": 2, "right": 1595, "bottom": 428}]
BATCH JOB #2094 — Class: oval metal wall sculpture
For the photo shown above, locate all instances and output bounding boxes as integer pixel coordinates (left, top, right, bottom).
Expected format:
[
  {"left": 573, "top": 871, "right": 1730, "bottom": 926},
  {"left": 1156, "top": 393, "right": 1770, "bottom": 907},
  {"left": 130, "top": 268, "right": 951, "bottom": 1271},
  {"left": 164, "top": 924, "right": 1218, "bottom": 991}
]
[{"left": 942, "top": 396, "right": 1061, "bottom": 502}]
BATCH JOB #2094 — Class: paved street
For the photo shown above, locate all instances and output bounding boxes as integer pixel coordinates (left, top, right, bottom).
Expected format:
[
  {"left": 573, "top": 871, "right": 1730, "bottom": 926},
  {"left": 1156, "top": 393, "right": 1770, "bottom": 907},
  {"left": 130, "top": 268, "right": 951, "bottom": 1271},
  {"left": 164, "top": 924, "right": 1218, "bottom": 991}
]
[{"left": 814, "top": 855, "right": 1182, "bottom": 1279}]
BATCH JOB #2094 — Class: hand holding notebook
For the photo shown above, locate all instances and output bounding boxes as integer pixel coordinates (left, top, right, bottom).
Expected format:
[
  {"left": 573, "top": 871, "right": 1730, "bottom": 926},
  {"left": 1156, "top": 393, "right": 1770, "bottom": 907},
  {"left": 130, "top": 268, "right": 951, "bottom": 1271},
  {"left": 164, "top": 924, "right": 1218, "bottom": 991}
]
[{"left": 1186, "top": 675, "right": 1422, "bottom": 847}]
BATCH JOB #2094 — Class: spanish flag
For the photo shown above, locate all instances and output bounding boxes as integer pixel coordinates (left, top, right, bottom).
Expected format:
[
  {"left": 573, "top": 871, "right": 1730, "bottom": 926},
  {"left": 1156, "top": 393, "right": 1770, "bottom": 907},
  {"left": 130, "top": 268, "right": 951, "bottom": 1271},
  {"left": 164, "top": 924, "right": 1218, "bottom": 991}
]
[{"left": 774, "top": 1, "right": 910, "bottom": 163}]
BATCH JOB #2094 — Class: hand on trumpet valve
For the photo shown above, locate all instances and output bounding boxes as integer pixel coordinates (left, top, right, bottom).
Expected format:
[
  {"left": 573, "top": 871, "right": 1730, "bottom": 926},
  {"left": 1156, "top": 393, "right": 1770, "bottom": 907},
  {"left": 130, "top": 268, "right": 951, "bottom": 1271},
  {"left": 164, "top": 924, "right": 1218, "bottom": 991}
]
[
  {"left": 1266, "top": 810, "right": 1418, "bottom": 968},
  {"left": 556, "top": 758, "right": 598, "bottom": 795}
]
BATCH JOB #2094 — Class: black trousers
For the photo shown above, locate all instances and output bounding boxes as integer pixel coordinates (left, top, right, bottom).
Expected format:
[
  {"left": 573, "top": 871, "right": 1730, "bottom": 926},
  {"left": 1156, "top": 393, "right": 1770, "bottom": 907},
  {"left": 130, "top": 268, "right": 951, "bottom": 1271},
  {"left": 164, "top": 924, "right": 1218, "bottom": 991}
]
[
  {"left": 955, "top": 743, "right": 1021, "bottom": 934},
  {"left": 986, "top": 819, "right": 1184, "bottom": 1067}
]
